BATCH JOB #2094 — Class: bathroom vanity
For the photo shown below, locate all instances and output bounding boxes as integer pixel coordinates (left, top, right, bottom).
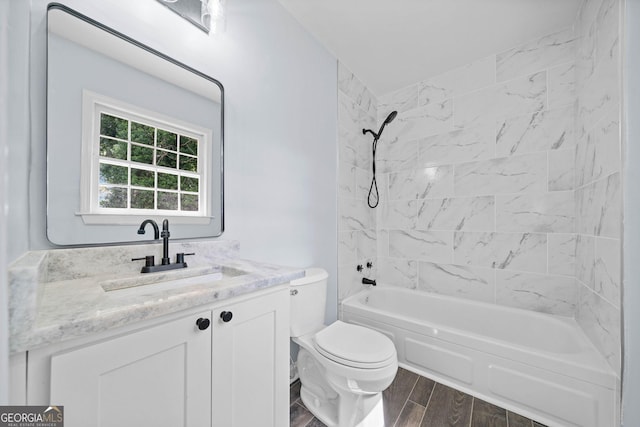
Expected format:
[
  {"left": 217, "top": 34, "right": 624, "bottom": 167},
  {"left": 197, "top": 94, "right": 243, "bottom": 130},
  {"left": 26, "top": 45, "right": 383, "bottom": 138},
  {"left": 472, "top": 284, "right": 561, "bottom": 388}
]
[{"left": 8, "top": 240, "right": 302, "bottom": 427}]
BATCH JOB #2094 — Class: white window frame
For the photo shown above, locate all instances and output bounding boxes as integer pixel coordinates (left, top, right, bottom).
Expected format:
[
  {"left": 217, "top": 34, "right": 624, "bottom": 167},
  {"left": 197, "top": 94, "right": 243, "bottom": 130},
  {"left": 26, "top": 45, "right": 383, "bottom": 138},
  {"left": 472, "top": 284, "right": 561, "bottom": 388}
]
[{"left": 79, "top": 90, "right": 213, "bottom": 225}]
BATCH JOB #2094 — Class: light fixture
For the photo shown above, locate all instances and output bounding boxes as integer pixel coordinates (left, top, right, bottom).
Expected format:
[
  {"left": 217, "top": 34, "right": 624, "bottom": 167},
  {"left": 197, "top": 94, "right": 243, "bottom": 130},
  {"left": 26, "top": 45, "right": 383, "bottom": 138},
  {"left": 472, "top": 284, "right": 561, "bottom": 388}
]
[{"left": 157, "top": 0, "right": 226, "bottom": 34}]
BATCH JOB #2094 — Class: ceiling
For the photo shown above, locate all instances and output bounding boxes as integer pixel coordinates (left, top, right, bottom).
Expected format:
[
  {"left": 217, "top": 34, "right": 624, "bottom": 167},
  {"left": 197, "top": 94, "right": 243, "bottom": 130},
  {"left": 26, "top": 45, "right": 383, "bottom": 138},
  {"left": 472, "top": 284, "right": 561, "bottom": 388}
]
[{"left": 277, "top": 0, "right": 584, "bottom": 97}]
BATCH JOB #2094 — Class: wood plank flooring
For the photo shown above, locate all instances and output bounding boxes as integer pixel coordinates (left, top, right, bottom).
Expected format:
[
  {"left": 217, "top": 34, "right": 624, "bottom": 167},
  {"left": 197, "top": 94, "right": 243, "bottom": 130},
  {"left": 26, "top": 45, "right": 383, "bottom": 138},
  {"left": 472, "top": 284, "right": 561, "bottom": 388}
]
[{"left": 290, "top": 367, "right": 548, "bottom": 427}]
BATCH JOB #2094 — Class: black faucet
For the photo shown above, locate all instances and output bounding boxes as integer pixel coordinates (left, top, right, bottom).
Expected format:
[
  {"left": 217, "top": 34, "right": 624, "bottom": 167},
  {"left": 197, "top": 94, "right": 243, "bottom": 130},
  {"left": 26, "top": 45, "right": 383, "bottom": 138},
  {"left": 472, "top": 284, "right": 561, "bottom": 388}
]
[
  {"left": 133, "top": 218, "right": 193, "bottom": 273},
  {"left": 138, "top": 219, "right": 159, "bottom": 240},
  {"left": 362, "top": 277, "right": 376, "bottom": 286},
  {"left": 160, "top": 219, "right": 171, "bottom": 265}
]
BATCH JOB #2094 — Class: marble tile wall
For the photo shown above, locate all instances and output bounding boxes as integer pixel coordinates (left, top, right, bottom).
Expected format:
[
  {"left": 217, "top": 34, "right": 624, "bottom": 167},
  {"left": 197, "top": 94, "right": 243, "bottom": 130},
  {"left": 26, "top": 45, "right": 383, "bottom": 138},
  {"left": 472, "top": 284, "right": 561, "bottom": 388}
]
[
  {"left": 336, "top": 0, "right": 622, "bottom": 376},
  {"left": 574, "top": 0, "right": 622, "bottom": 375},
  {"left": 372, "top": 27, "right": 579, "bottom": 317},
  {"left": 337, "top": 64, "right": 379, "bottom": 300}
]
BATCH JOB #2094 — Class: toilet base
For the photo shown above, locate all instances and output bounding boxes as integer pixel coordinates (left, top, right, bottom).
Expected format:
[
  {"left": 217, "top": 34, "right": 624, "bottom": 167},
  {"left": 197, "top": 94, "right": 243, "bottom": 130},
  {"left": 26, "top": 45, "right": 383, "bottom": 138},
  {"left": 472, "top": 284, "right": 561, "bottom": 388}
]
[
  {"left": 300, "top": 383, "right": 385, "bottom": 427},
  {"left": 297, "top": 348, "right": 389, "bottom": 427}
]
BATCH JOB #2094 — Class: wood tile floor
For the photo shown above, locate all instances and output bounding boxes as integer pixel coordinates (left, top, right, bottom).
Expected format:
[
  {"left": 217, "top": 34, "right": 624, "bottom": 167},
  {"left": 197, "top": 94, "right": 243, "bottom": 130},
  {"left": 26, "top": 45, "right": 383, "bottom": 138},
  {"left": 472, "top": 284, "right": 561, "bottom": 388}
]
[{"left": 290, "top": 367, "right": 548, "bottom": 427}]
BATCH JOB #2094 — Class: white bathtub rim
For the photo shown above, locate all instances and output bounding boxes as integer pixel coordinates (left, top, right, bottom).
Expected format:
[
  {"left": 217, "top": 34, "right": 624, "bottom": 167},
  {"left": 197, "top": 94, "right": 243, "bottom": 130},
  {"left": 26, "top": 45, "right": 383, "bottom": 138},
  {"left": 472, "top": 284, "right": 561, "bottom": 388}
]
[{"left": 341, "top": 288, "right": 617, "bottom": 389}]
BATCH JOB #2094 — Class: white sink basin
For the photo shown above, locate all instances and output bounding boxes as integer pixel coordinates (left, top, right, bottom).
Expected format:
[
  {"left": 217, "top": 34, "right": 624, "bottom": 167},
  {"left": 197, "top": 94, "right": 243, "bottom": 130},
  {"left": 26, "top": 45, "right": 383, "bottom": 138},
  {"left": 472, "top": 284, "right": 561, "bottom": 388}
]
[{"left": 100, "top": 265, "right": 249, "bottom": 292}]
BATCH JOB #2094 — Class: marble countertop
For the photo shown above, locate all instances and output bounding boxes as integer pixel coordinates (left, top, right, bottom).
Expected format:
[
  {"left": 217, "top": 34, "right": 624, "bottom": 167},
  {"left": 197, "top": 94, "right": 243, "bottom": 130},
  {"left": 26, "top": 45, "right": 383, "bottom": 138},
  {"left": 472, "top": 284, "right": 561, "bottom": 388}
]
[{"left": 9, "top": 240, "right": 304, "bottom": 353}]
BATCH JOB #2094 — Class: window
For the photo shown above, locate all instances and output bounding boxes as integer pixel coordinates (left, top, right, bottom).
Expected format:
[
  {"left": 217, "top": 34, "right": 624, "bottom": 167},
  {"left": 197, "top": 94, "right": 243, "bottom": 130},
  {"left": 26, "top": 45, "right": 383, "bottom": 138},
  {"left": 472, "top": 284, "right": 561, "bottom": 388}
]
[{"left": 80, "top": 91, "right": 212, "bottom": 224}]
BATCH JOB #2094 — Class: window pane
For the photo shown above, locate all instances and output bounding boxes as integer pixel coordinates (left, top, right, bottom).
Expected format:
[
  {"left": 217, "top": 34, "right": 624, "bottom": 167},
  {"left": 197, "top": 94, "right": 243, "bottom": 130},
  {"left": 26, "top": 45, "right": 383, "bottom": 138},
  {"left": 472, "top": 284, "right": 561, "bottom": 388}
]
[
  {"left": 181, "top": 194, "right": 198, "bottom": 211},
  {"left": 179, "top": 155, "right": 197, "bottom": 172},
  {"left": 100, "top": 114, "right": 128, "bottom": 139},
  {"left": 131, "top": 168, "right": 155, "bottom": 188},
  {"left": 158, "top": 192, "right": 178, "bottom": 210},
  {"left": 157, "top": 173, "right": 178, "bottom": 190},
  {"left": 157, "top": 129, "right": 177, "bottom": 151},
  {"left": 131, "top": 122, "right": 154, "bottom": 146},
  {"left": 99, "top": 163, "right": 128, "bottom": 185},
  {"left": 99, "top": 186, "right": 127, "bottom": 208},
  {"left": 180, "top": 136, "right": 198, "bottom": 155},
  {"left": 131, "top": 189, "right": 154, "bottom": 209},
  {"left": 157, "top": 150, "right": 177, "bottom": 168},
  {"left": 131, "top": 145, "right": 154, "bottom": 164},
  {"left": 100, "top": 138, "right": 127, "bottom": 160},
  {"left": 180, "top": 176, "right": 199, "bottom": 192}
]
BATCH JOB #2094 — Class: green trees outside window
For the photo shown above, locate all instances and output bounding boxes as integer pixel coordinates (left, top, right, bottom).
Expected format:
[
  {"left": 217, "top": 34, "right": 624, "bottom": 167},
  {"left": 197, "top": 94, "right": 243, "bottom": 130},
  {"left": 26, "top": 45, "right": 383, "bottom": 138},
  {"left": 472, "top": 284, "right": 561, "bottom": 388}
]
[{"left": 98, "top": 113, "right": 201, "bottom": 213}]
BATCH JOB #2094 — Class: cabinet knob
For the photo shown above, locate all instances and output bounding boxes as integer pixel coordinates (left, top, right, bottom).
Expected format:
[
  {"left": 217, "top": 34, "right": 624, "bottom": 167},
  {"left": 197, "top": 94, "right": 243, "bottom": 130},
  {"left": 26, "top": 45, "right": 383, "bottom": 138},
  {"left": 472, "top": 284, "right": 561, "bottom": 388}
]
[
  {"left": 220, "top": 311, "right": 233, "bottom": 323},
  {"left": 196, "top": 318, "right": 210, "bottom": 330}
]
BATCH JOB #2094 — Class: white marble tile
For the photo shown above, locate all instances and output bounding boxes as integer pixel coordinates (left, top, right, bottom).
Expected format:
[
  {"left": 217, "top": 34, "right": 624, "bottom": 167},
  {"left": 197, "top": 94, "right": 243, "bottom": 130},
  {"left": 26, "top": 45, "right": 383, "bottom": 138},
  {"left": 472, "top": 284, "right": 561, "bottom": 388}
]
[
  {"left": 495, "top": 106, "right": 574, "bottom": 157},
  {"left": 388, "top": 230, "right": 453, "bottom": 264},
  {"left": 388, "top": 166, "right": 454, "bottom": 201},
  {"left": 576, "top": 172, "right": 621, "bottom": 238},
  {"left": 377, "top": 257, "right": 417, "bottom": 289},
  {"left": 355, "top": 166, "right": 373, "bottom": 201},
  {"left": 382, "top": 100, "right": 454, "bottom": 143},
  {"left": 378, "top": 199, "right": 416, "bottom": 230},
  {"left": 577, "top": 286, "right": 621, "bottom": 375},
  {"left": 338, "top": 62, "right": 377, "bottom": 118},
  {"left": 417, "top": 261, "right": 495, "bottom": 303},
  {"left": 595, "top": 0, "right": 620, "bottom": 68},
  {"left": 594, "top": 237, "right": 621, "bottom": 307},
  {"left": 575, "top": 106, "right": 621, "bottom": 187},
  {"left": 417, "top": 124, "right": 494, "bottom": 167},
  {"left": 496, "top": 28, "right": 576, "bottom": 82},
  {"left": 354, "top": 126, "right": 375, "bottom": 171},
  {"left": 418, "top": 55, "right": 495, "bottom": 106},
  {"left": 376, "top": 138, "right": 418, "bottom": 173},
  {"left": 496, "top": 192, "right": 575, "bottom": 233},
  {"left": 548, "top": 233, "right": 577, "bottom": 277},
  {"left": 548, "top": 62, "right": 577, "bottom": 109},
  {"left": 549, "top": 148, "right": 576, "bottom": 191},
  {"left": 338, "top": 92, "right": 373, "bottom": 134},
  {"left": 338, "top": 163, "right": 356, "bottom": 198},
  {"left": 377, "top": 230, "right": 389, "bottom": 258},
  {"left": 575, "top": 234, "right": 596, "bottom": 288},
  {"left": 338, "top": 263, "right": 363, "bottom": 302},
  {"left": 338, "top": 133, "right": 358, "bottom": 167},
  {"left": 378, "top": 83, "right": 419, "bottom": 117},
  {"left": 578, "top": 41, "right": 619, "bottom": 135},
  {"left": 340, "top": 125, "right": 372, "bottom": 171},
  {"left": 453, "top": 231, "right": 547, "bottom": 273},
  {"left": 338, "top": 197, "right": 375, "bottom": 231},
  {"left": 454, "top": 152, "right": 547, "bottom": 196},
  {"left": 356, "top": 229, "right": 377, "bottom": 261},
  {"left": 495, "top": 270, "right": 577, "bottom": 316},
  {"left": 454, "top": 71, "right": 547, "bottom": 128},
  {"left": 416, "top": 196, "right": 495, "bottom": 231},
  {"left": 338, "top": 231, "right": 357, "bottom": 265}
]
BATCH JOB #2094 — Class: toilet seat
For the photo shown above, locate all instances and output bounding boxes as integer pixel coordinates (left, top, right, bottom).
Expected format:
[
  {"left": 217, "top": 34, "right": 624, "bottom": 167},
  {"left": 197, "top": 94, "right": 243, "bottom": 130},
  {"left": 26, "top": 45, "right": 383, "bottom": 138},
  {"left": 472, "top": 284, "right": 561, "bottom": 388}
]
[{"left": 314, "top": 321, "right": 396, "bottom": 369}]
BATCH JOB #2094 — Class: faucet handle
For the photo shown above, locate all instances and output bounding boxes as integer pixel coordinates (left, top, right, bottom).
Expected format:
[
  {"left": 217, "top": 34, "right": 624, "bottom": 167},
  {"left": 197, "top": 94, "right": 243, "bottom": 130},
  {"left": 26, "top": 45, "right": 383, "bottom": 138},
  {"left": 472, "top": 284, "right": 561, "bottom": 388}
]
[
  {"left": 175, "top": 252, "right": 195, "bottom": 264},
  {"left": 132, "top": 255, "right": 155, "bottom": 268}
]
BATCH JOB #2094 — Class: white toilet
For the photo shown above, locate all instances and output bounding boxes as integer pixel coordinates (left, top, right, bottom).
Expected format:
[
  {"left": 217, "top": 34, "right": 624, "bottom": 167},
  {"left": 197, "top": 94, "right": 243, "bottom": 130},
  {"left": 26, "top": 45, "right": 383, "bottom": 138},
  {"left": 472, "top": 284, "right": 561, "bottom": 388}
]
[{"left": 291, "top": 268, "right": 398, "bottom": 427}]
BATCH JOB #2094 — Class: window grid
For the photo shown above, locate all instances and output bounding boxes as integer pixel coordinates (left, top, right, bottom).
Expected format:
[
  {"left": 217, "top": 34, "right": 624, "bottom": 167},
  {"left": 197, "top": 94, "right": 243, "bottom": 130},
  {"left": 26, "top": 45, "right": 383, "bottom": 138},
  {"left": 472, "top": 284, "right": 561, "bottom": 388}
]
[{"left": 97, "top": 112, "right": 201, "bottom": 214}]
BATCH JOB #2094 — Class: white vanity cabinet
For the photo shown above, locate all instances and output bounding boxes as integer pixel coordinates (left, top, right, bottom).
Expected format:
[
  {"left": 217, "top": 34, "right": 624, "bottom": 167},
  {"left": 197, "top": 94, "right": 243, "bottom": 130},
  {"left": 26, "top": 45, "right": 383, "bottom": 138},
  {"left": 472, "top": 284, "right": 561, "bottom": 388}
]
[{"left": 24, "top": 286, "right": 289, "bottom": 427}]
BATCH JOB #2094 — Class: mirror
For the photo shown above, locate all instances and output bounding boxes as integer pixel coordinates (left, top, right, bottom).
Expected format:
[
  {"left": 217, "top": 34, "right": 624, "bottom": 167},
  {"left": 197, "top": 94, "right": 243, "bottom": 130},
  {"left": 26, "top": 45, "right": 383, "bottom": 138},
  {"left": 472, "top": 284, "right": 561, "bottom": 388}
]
[{"left": 46, "top": 4, "right": 224, "bottom": 245}]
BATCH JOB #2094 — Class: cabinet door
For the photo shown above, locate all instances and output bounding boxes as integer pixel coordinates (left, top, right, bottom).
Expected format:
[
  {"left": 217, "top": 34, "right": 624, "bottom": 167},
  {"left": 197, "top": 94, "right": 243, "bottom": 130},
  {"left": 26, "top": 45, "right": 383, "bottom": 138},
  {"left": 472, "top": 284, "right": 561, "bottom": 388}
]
[
  {"left": 49, "top": 311, "right": 212, "bottom": 427},
  {"left": 212, "top": 288, "right": 289, "bottom": 427}
]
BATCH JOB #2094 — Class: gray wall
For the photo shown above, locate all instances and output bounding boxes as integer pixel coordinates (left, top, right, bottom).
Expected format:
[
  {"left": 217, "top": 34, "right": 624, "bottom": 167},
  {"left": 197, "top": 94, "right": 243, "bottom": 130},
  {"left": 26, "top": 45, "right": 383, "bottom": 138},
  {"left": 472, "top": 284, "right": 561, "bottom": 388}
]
[
  {"left": 0, "top": 0, "right": 9, "bottom": 404},
  {"left": 5, "top": 0, "right": 338, "bottom": 319},
  {"left": 623, "top": 1, "right": 640, "bottom": 424}
]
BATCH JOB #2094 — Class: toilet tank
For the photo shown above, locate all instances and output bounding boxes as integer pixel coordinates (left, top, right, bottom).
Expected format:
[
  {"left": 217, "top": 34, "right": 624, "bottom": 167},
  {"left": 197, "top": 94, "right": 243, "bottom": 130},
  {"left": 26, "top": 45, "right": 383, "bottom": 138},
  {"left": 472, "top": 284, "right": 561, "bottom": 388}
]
[{"left": 290, "top": 268, "right": 328, "bottom": 337}]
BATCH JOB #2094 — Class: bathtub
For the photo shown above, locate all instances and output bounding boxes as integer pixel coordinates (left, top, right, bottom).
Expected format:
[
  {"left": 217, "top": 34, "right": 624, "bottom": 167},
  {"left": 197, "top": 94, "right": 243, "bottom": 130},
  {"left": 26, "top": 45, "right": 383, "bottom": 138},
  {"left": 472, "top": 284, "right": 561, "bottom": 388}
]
[{"left": 341, "top": 287, "right": 618, "bottom": 427}]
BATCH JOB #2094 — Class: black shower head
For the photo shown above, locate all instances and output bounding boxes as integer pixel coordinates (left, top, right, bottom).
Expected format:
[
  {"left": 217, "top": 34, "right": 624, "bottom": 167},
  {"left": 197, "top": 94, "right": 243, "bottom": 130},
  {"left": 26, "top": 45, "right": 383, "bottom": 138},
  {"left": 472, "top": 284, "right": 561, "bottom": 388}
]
[
  {"left": 383, "top": 111, "right": 398, "bottom": 125},
  {"left": 362, "top": 110, "right": 398, "bottom": 140}
]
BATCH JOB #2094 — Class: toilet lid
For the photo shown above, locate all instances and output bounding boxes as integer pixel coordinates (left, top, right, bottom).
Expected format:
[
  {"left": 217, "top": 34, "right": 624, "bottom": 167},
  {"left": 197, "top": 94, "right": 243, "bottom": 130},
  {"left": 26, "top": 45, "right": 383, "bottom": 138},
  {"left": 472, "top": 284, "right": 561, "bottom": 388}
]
[{"left": 314, "top": 321, "right": 396, "bottom": 369}]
